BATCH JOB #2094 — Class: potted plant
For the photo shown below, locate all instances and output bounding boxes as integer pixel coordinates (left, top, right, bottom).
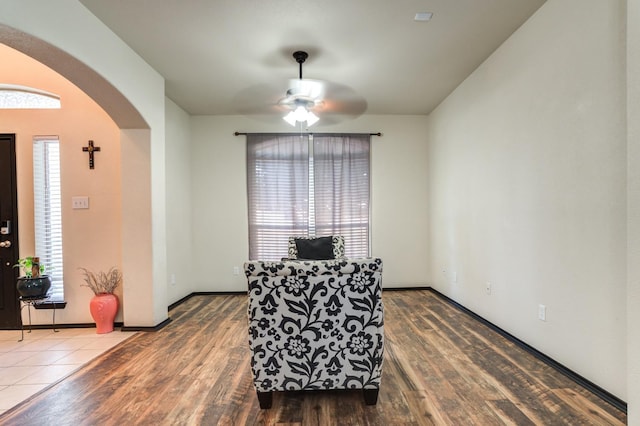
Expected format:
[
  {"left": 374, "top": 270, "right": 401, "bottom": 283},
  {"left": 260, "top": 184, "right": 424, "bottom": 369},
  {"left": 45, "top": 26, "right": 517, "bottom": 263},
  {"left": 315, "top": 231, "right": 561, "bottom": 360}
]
[
  {"left": 14, "top": 256, "right": 51, "bottom": 298},
  {"left": 79, "top": 267, "right": 122, "bottom": 334}
]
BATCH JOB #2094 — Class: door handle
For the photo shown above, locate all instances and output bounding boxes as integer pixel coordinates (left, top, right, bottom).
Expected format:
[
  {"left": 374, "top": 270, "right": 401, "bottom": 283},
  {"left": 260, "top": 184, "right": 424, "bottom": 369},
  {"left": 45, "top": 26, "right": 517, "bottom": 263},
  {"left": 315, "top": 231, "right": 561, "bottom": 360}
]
[{"left": 0, "top": 240, "right": 11, "bottom": 248}]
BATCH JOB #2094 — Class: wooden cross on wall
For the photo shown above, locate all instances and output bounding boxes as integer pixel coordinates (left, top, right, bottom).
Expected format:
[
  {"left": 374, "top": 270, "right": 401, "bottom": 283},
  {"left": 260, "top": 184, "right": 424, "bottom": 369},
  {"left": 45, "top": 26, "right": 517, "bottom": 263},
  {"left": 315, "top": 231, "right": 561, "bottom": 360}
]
[{"left": 82, "top": 140, "right": 101, "bottom": 169}]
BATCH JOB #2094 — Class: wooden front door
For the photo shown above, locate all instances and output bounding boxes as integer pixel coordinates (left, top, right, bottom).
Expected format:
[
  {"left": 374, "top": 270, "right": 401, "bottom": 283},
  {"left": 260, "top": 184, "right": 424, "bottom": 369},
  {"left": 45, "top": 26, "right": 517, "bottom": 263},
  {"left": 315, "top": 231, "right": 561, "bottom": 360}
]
[{"left": 0, "top": 134, "right": 20, "bottom": 329}]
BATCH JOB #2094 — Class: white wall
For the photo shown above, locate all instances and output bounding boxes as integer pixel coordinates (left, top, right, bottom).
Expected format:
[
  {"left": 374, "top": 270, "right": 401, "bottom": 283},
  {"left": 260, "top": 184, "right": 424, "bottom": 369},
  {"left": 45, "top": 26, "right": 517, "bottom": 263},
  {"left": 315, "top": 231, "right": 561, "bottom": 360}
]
[
  {"left": 627, "top": 0, "right": 640, "bottom": 422},
  {"left": 165, "top": 98, "right": 193, "bottom": 303},
  {"left": 189, "top": 115, "right": 429, "bottom": 291},
  {"left": 427, "top": 0, "right": 626, "bottom": 399}
]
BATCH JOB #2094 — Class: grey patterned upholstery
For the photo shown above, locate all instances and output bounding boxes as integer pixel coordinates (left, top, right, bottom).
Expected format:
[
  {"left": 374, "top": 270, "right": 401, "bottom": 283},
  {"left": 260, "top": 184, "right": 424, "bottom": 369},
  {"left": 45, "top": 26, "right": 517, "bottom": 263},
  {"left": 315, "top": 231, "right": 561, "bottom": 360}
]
[{"left": 245, "top": 257, "right": 384, "bottom": 408}]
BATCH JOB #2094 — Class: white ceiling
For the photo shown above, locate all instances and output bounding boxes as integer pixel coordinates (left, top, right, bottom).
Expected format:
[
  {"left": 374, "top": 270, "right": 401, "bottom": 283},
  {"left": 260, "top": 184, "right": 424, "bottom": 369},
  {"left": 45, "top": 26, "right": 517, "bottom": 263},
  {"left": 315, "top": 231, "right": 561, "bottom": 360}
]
[{"left": 79, "top": 0, "right": 546, "bottom": 120}]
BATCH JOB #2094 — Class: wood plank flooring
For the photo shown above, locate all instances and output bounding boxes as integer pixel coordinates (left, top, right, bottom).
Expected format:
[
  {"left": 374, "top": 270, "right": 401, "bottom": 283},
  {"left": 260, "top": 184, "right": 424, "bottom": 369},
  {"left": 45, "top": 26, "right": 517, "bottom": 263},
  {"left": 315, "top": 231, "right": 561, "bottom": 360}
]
[{"left": 0, "top": 290, "right": 626, "bottom": 425}]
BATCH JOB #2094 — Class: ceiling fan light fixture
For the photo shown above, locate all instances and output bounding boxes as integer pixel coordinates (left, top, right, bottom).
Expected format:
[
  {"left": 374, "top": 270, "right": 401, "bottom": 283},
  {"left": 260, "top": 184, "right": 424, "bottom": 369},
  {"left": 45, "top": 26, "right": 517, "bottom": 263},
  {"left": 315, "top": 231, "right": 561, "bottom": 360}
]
[
  {"left": 306, "top": 110, "right": 319, "bottom": 126},
  {"left": 281, "top": 51, "right": 323, "bottom": 127},
  {"left": 283, "top": 110, "right": 298, "bottom": 126},
  {"left": 283, "top": 105, "right": 319, "bottom": 127}
]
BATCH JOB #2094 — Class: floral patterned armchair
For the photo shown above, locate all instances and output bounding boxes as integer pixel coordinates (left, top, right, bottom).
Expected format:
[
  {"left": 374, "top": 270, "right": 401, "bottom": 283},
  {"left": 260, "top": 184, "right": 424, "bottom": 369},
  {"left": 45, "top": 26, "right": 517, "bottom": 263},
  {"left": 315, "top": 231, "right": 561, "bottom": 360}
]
[{"left": 244, "top": 257, "right": 384, "bottom": 409}]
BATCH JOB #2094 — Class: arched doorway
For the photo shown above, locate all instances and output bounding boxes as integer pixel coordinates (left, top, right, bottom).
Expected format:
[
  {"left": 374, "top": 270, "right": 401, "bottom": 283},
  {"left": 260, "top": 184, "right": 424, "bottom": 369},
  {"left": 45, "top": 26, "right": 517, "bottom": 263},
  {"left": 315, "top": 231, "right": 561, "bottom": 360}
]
[{"left": 0, "top": 22, "right": 167, "bottom": 328}]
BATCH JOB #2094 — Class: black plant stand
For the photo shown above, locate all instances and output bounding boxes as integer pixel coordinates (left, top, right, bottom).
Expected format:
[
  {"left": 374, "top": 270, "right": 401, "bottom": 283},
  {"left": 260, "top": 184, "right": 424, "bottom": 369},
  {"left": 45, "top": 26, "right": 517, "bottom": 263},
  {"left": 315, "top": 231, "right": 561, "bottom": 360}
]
[{"left": 18, "top": 294, "right": 58, "bottom": 342}]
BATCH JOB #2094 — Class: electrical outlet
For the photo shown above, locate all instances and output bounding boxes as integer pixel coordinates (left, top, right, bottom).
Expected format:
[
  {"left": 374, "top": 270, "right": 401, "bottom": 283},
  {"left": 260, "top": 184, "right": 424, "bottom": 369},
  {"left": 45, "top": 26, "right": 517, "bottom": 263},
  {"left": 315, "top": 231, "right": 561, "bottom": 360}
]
[
  {"left": 453, "top": 271, "right": 458, "bottom": 283},
  {"left": 485, "top": 282, "right": 491, "bottom": 295},
  {"left": 170, "top": 273, "right": 176, "bottom": 286},
  {"left": 233, "top": 266, "right": 240, "bottom": 276},
  {"left": 538, "top": 304, "right": 546, "bottom": 321}
]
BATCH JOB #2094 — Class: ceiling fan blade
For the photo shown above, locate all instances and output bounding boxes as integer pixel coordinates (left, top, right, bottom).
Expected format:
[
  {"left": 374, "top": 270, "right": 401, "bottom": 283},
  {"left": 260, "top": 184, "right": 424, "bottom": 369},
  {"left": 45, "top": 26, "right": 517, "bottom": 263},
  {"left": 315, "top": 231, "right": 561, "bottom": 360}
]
[
  {"left": 312, "top": 81, "right": 367, "bottom": 116},
  {"left": 232, "top": 83, "right": 284, "bottom": 115}
]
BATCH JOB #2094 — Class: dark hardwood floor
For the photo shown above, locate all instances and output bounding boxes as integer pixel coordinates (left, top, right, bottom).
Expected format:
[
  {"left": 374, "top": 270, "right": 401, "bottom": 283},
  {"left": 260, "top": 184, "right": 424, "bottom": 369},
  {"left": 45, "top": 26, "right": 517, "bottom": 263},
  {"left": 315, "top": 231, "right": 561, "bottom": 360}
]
[{"left": 0, "top": 290, "right": 626, "bottom": 425}]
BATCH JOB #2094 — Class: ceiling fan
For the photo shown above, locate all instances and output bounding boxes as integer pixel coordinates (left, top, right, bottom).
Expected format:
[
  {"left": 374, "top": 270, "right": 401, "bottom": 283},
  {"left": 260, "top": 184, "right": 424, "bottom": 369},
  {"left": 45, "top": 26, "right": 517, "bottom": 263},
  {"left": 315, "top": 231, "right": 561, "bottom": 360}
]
[
  {"left": 233, "top": 50, "right": 367, "bottom": 126},
  {"left": 278, "top": 51, "right": 324, "bottom": 126}
]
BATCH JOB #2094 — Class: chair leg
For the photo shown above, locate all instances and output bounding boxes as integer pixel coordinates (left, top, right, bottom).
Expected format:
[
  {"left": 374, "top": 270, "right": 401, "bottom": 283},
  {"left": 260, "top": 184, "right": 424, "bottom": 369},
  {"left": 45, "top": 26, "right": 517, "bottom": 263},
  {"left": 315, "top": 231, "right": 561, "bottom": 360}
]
[
  {"left": 363, "top": 389, "right": 379, "bottom": 405},
  {"left": 256, "top": 391, "right": 273, "bottom": 409}
]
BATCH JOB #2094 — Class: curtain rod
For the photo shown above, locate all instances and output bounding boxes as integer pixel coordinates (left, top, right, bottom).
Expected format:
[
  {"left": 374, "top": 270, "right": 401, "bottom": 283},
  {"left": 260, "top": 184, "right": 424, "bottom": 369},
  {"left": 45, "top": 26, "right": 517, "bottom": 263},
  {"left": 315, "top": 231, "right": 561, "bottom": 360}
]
[{"left": 234, "top": 131, "right": 382, "bottom": 137}]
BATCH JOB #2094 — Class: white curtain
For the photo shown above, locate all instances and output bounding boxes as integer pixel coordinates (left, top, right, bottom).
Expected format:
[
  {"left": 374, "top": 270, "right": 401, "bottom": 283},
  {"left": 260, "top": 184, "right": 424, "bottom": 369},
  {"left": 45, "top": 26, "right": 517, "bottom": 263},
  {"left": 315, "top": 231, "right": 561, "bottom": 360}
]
[
  {"left": 247, "top": 133, "right": 370, "bottom": 260},
  {"left": 247, "top": 134, "right": 309, "bottom": 260},
  {"left": 313, "top": 134, "right": 370, "bottom": 258}
]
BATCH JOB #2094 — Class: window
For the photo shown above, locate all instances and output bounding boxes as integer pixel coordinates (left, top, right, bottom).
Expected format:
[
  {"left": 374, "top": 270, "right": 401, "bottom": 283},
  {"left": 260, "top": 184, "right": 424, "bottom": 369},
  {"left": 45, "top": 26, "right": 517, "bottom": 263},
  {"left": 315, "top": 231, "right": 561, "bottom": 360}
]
[
  {"left": 33, "top": 137, "right": 64, "bottom": 301},
  {"left": 247, "top": 133, "right": 370, "bottom": 260},
  {"left": 0, "top": 84, "right": 61, "bottom": 109}
]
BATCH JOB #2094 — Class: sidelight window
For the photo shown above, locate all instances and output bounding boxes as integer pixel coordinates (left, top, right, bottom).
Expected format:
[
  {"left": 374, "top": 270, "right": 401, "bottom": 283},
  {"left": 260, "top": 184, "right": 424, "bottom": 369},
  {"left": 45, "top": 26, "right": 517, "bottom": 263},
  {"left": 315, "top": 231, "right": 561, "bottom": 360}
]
[{"left": 33, "top": 137, "right": 64, "bottom": 301}]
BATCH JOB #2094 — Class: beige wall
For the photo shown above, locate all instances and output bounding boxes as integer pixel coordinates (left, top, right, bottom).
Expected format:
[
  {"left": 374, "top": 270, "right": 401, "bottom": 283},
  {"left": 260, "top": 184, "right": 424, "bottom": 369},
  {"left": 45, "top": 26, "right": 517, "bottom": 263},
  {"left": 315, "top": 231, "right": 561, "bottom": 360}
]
[
  {"left": 189, "top": 114, "right": 430, "bottom": 291},
  {"left": 0, "top": 44, "right": 123, "bottom": 324},
  {"left": 627, "top": 0, "right": 640, "bottom": 422},
  {"left": 165, "top": 98, "right": 193, "bottom": 301},
  {"left": 427, "top": 0, "right": 627, "bottom": 399}
]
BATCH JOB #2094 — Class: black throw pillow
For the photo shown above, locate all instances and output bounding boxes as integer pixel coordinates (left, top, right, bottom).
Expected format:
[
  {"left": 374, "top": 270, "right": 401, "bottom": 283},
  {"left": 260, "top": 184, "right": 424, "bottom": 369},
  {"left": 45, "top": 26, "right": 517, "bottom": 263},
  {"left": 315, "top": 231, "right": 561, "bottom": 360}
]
[{"left": 295, "top": 237, "right": 334, "bottom": 260}]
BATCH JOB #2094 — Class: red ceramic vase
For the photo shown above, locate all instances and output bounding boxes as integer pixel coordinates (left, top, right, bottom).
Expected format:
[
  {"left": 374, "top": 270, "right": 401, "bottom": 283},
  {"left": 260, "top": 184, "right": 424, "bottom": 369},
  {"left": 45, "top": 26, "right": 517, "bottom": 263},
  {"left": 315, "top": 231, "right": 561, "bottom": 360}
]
[{"left": 89, "top": 293, "right": 119, "bottom": 334}]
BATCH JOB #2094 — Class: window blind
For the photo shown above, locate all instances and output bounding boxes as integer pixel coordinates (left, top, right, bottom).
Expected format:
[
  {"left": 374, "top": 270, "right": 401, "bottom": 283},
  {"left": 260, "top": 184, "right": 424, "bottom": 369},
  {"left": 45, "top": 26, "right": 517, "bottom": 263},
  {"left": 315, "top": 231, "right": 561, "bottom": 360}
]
[
  {"left": 313, "top": 135, "right": 370, "bottom": 258},
  {"left": 247, "top": 135, "right": 309, "bottom": 260},
  {"left": 33, "top": 137, "right": 64, "bottom": 301},
  {"left": 247, "top": 133, "right": 370, "bottom": 260}
]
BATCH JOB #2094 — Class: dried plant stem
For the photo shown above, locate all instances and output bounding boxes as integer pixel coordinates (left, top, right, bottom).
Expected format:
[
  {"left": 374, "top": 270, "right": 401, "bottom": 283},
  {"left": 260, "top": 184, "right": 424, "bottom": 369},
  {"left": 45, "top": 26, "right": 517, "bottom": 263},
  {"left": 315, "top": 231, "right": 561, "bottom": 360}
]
[{"left": 79, "top": 267, "right": 122, "bottom": 295}]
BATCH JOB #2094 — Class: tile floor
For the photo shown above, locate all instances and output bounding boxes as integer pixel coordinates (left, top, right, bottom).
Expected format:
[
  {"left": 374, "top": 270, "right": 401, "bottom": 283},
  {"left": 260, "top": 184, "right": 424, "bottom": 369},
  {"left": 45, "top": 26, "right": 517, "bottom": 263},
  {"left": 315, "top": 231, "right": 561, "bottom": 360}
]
[{"left": 0, "top": 327, "right": 136, "bottom": 415}]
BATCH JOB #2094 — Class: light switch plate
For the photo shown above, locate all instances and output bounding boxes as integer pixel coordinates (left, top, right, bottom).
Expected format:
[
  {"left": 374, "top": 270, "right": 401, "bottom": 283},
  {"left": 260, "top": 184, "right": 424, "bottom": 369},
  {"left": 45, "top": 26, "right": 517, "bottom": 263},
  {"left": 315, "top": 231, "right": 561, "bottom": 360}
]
[{"left": 72, "top": 196, "right": 89, "bottom": 209}]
